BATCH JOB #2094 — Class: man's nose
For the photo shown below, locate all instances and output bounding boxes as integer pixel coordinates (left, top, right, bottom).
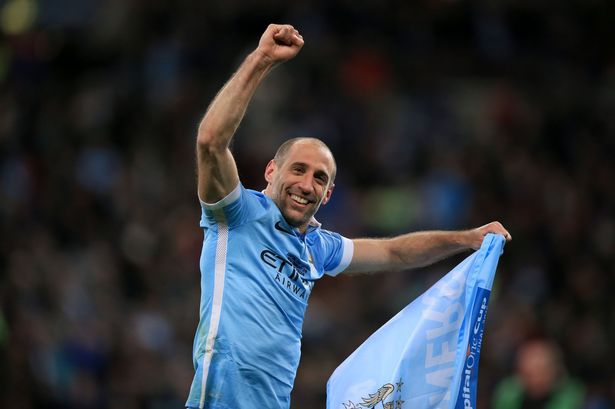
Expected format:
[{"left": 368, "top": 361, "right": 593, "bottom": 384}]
[{"left": 297, "top": 174, "right": 313, "bottom": 193}]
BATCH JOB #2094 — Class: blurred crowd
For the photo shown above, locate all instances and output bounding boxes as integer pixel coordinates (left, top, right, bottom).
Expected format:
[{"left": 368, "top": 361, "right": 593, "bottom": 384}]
[{"left": 1, "top": 0, "right": 614, "bottom": 408}]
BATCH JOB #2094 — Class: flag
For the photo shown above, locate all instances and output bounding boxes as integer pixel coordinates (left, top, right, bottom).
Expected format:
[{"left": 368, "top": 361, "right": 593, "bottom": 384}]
[{"left": 327, "top": 233, "right": 506, "bottom": 409}]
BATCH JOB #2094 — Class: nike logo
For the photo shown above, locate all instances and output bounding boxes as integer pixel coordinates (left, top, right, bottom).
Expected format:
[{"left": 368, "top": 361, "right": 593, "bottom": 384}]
[{"left": 274, "top": 221, "right": 294, "bottom": 235}]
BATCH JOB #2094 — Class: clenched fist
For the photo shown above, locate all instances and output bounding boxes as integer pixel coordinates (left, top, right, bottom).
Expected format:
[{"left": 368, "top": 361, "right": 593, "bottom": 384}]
[
  {"left": 467, "top": 221, "right": 512, "bottom": 250},
  {"left": 256, "top": 24, "right": 304, "bottom": 66}
]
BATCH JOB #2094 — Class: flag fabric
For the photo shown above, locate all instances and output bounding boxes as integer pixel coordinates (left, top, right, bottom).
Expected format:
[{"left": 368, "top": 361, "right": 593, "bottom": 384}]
[{"left": 326, "top": 233, "right": 506, "bottom": 409}]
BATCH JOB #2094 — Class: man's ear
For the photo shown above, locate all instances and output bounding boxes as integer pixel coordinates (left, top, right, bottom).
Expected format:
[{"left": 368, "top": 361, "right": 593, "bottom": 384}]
[
  {"left": 321, "top": 183, "right": 335, "bottom": 205},
  {"left": 264, "top": 160, "right": 276, "bottom": 183}
]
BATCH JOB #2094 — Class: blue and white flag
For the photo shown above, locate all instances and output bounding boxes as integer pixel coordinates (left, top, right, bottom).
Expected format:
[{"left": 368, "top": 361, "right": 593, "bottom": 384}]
[{"left": 327, "top": 234, "right": 506, "bottom": 409}]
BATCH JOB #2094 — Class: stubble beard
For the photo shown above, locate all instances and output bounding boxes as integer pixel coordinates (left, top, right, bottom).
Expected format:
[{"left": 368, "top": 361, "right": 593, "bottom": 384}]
[{"left": 278, "top": 193, "right": 321, "bottom": 228}]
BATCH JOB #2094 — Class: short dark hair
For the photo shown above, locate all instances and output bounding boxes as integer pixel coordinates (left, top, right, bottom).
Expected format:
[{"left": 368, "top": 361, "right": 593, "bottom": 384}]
[{"left": 273, "top": 137, "right": 337, "bottom": 183}]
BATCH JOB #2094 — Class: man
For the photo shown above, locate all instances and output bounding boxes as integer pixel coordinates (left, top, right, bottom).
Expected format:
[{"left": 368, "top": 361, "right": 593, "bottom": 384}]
[
  {"left": 493, "top": 339, "right": 585, "bottom": 409},
  {"left": 187, "top": 24, "right": 511, "bottom": 409}
]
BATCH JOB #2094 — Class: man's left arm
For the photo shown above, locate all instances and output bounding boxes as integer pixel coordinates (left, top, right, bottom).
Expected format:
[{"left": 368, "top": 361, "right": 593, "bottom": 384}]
[{"left": 344, "top": 221, "right": 511, "bottom": 275}]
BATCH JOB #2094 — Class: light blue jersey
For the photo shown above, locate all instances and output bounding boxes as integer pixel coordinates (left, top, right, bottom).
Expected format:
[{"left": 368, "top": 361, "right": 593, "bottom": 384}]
[{"left": 186, "top": 184, "right": 354, "bottom": 409}]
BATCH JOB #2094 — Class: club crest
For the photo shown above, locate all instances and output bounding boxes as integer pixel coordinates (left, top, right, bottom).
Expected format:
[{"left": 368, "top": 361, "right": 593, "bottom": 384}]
[{"left": 342, "top": 379, "right": 405, "bottom": 409}]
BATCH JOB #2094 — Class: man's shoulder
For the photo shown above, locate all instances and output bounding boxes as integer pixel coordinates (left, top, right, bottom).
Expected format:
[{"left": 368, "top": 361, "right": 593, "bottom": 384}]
[
  {"left": 243, "top": 187, "right": 268, "bottom": 201},
  {"left": 240, "top": 186, "right": 276, "bottom": 213},
  {"left": 308, "top": 226, "right": 342, "bottom": 240},
  {"left": 306, "top": 226, "right": 346, "bottom": 254},
  {"left": 200, "top": 184, "right": 274, "bottom": 228}
]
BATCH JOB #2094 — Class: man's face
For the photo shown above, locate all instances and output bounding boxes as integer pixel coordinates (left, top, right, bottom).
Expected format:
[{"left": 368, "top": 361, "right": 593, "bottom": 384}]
[
  {"left": 264, "top": 141, "right": 335, "bottom": 231},
  {"left": 517, "top": 342, "right": 558, "bottom": 398}
]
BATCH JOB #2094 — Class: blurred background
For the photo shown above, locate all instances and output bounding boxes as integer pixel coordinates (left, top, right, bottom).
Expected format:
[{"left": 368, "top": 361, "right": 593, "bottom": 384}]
[{"left": 1, "top": 0, "right": 614, "bottom": 408}]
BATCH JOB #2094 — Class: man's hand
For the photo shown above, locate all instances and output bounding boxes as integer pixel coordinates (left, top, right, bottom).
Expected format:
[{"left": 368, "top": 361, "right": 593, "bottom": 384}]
[
  {"left": 196, "top": 23, "right": 303, "bottom": 204},
  {"left": 467, "top": 221, "right": 512, "bottom": 250},
  {"left": 256, "top": 24, "right": 304, "bottom": 66}
]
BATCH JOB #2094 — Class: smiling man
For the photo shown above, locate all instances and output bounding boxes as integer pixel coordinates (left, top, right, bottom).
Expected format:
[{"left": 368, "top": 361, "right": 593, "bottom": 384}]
[
  {"left": 187, "top": 24, "right": 511, "bottom": 409},
  {"left": 264, "top": 137, "right": 336, "bottom": 229}
]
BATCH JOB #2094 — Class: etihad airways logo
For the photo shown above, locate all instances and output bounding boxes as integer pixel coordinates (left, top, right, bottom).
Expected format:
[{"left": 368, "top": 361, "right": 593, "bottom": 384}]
[{"left": 260, "top": 249, "right": 314, "bottom": 300}]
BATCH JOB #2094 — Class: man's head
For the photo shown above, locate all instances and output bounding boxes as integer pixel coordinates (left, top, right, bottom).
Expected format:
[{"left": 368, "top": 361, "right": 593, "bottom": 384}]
[
  {"left": 263, "top": 137, "right": 336, "bottom": 232},
  {"left": 516, "top": 339, "right": 565, "bottom": 398}
]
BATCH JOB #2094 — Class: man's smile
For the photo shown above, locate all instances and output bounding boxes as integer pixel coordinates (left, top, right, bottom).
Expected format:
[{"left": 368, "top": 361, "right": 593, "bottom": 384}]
[{"left": 289, "top": 193, "right": 310, "bottom": 205}]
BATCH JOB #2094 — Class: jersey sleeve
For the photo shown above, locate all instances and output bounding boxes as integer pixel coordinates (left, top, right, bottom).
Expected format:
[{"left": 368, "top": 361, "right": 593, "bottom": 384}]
[
  {"left": 320, "top": 229, "right": 354, "bottom": 277},
  {"left": 199, "top": 183, "right": 267, "bottom": 228}
]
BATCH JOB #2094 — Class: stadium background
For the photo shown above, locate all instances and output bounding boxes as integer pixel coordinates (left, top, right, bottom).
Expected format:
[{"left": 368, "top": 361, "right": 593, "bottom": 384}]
[{"left": 1, "top": 0, "right": 613, "bottom": 408}]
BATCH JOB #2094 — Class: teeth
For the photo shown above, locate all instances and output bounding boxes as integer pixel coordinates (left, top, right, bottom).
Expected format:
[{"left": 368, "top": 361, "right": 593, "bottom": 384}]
[{"left": 290, "top": 194, "right": 308, "bottom": 204}]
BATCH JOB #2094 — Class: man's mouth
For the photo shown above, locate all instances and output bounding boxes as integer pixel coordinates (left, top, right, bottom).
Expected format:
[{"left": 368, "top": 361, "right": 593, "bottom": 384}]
[{"left": 289, "top": 193, "right": 310, "bottom": 205}]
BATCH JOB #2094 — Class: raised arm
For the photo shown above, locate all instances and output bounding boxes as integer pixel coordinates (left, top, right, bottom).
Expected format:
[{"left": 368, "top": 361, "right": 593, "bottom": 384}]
[
  {"left": 345, "top": 222, "right": 511, "bottom": 274},
  {"left": 197, "top": 24, "right": 304, "bottom": 203}
]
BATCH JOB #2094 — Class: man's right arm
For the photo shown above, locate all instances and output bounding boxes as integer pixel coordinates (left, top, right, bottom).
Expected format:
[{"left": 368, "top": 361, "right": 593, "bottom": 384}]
[{"left": 197, "top": 24, "right": 304, "bottom": 203}]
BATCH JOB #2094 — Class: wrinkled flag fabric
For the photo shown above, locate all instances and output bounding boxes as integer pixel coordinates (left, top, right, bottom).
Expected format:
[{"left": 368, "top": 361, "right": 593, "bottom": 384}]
[{"left": 327, "top": 233, "right": 506, "bottom": 409}]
